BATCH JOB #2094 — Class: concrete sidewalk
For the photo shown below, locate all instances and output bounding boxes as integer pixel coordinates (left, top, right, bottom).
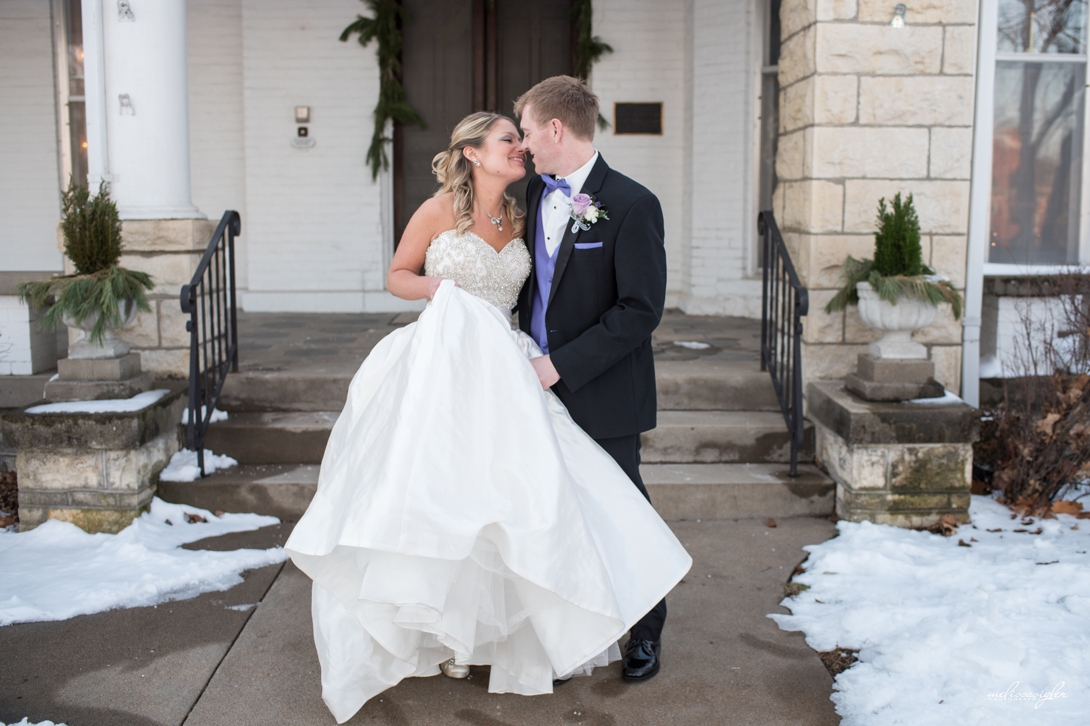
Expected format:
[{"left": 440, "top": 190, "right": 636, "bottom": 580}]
[{"left": 1, "top": 517, "right": 840, "bottom": 726}]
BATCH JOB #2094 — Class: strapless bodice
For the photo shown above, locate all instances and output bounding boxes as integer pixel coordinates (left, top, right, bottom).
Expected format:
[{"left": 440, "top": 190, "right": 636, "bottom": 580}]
[{"left": 424, "top": 229, "right": 530, "bottom": 312}]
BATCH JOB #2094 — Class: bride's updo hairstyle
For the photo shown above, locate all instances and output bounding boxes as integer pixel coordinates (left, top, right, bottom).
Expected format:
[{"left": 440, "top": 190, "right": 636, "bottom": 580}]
[{"left": 431, "top": 111, "right": 525, "bottom": 238}]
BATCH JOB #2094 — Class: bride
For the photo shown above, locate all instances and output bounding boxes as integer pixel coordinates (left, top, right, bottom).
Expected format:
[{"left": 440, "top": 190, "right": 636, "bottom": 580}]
[{"left": 284, "top": 112, "right": 691, "bottom": 724}]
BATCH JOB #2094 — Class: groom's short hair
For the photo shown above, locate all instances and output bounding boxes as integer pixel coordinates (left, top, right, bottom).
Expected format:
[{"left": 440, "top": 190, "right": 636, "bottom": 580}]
[{"left": 514, "top": 76, "right": 598, "bottom": 141}]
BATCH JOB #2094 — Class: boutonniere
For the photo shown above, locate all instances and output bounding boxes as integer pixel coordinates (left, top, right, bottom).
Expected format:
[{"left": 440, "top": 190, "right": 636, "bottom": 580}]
[{"left": 570, "top": 193, "right": 609, "bottom": 233}]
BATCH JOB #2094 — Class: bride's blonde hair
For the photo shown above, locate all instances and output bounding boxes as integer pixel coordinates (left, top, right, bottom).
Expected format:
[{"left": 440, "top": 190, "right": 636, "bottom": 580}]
[{"left": 431, "top": 112, "right": 525, "bottom": 238}]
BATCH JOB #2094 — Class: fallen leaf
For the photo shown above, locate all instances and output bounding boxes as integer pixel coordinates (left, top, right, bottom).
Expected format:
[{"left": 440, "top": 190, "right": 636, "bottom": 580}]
[
  {"left": 0, "top": 515, "right": 14, "bottom": 528},
  {"left": 165, "top": 519, "right": 173, "bottom": 526},
  {"left": 766, "top": 518, "right": 777, "bottom": 528},
  {"left": 214, "top": 510, "right": 225, "bottom": 518},
  {"left": 184, "top": 512, "right": 206, "bottom": 524},
  {"left": 957, "top": 539, "right": 971, "bottom": 547},
  {"left": 1036, "top": 413, "right": 1062, "bottom": 436},
  {"left": 987, "top": 528, "right": 1003, "bottom": 533},
  {"left": 1052, "top": 500, "right": 1084, "bottom": 515}
]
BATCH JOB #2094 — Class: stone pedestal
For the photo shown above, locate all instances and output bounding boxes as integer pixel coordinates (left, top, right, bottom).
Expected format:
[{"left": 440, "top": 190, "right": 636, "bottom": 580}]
[
  {"left": 845, "top": 354, "right": 945, "bottom": 402},
  {"left": 47, "top": 352, "right": 155, "bottom": 401},
  {"left": 0, "top": 388, "right": 184, "bottom": 533},
  {"left": 808, "top": 381, "right": 979, "bottom": 527}
]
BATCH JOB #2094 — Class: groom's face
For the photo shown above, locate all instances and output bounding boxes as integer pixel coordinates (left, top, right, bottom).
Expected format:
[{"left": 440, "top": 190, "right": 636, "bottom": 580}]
[{"left": 518, "top": 106, "right": 560, "bottom": 176}]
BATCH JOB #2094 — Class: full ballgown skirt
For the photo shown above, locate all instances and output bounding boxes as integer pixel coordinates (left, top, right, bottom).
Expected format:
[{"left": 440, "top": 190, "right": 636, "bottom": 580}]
[{"left": 285, "top": 280, "right": 692, "bottom": 724}]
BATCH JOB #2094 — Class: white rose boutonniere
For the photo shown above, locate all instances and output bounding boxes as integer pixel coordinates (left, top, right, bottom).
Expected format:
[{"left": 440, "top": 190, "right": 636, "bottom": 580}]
[{"left": 570, "top": 193, "right": 609, "bottom": 233}]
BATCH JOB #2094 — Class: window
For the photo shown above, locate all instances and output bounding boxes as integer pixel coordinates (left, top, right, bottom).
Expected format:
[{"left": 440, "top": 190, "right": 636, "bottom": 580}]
[
  {"left": 53, "top": 0, "right": 88, "bottom": 188},
  {"left": 988, "top": 0, "right": 1087, "bottom": 266}
]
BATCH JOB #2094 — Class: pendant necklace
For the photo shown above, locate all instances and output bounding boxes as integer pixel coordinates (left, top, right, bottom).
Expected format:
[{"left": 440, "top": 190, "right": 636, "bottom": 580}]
[{"left": 480, "top": 202, "right": 503, "bottom": 232}]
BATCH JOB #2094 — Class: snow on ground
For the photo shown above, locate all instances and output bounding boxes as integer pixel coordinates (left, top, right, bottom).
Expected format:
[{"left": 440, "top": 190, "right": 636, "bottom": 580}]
[
  {"left": 25, "top": 389, "right": 169, "bottom": 414},
  {"left": 0, "top": 498, "right": 286, "bottom": 627},
  {"left": 1, "top": 720, "right": 67, "bottom": 726},
  {"left": 772, "top": 494, "right": 1089, "bottom": 725},
  {"left": 673, "top": 340, "right": 712, "bottom": 350},
  {"left": 904, "top": 390, "right": 964, "bottom": 405},
  {"left": 158, "top": 448, "right": 238, "bottom": 482},
  {"left": 181, "top": 406, "right": 229, "bottom": 425}
]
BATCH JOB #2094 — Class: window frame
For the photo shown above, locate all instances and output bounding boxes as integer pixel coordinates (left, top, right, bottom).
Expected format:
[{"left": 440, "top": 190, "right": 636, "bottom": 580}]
[{"left": 971, "top": 0, "right": 1090, "bottom": 276}]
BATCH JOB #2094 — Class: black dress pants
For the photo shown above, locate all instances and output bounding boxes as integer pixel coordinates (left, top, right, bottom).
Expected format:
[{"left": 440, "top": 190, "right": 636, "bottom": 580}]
[{"left": 594, "top": 433, "right": 667, "bottom": 643}]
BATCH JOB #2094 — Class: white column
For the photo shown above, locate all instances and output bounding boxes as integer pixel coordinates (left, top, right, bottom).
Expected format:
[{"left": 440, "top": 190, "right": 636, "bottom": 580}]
[
  {"left": 101, "top": 0, "right": 203, "bottom": 219},
  {"left": 81, "top": 0, "right": 110, "bottom": 189}
]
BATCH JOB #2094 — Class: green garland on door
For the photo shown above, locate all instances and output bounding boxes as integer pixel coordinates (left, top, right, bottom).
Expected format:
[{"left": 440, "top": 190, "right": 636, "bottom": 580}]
[
  {"left": 572, "top": 0, "right": 613, "bottom": 130},
  {"left": 341, "top": 0, "right": 427, "bottom": 180}
]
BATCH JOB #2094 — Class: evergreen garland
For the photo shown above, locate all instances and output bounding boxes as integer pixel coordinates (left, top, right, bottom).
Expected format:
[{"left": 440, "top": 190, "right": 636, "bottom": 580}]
[
  {"left": 341, "top": 0, "right": 427, "bottom": 180},
  {"left": 18, "top": 181, "right": 153, "bottom": 345},
  {"left": 572, "top": 0, "right": 613, "bottom": 130},
  {"left": 825, "top": 193, "right": 963, "bottom": 319}
]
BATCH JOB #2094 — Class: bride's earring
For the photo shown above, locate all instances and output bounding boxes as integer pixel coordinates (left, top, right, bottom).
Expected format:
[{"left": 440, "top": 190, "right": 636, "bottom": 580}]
[{"left": 472, "top": 159, "right": 482, "bottom": 167}]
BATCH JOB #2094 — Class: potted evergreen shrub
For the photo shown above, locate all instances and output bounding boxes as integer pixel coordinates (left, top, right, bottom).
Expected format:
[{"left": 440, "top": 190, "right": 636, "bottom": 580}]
[
  {"left": 18, "top": 181, "right": 154, "bottom": 358},
  {"left": 825, "top": 193, "right": 963, "bottom": 359}
]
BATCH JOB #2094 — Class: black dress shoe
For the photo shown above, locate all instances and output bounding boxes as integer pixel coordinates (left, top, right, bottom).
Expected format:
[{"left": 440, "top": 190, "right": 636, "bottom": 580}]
[
  {"left": 622, "top": 639, "right": 661, "bottom": 681},
  {"left": 553, "top": 676, "right": 572, "bottom": 687}
]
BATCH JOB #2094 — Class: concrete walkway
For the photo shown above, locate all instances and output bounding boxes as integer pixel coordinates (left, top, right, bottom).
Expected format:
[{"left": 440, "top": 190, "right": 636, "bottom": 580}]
[{"left": 1, "top": 516, "right": 840, "bottom": 726}]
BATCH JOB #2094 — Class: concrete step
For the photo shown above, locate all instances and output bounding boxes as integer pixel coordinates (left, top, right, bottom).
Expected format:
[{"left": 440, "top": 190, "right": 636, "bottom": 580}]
[
  {"left": 202, "top": 409, "right": 810, "bottom": 466},
  {"left": 643, "top": 411, "right": 812, "bottom": 464},
  {"left": 157, "top": 464, "right": 319, "bottom": 522},
  {"left": 655, "top": 360, "right": 779, "bottom": 411},
  {"left": 641, "top": 463, "right": 835, "bottom": 520},
  {"left": 216, "top": 359, "right": 779, "bottom": 413},
  {"left": 201, "top": 412, "right": 338, "bottom": 465},
  {"left": 157, "top": 462, "right": 834, "bottom": 521}
]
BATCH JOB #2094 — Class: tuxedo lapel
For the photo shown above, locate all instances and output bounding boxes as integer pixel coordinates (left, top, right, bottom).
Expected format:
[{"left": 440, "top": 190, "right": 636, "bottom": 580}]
[
  {"left": 548, "top": 155, "right": 610, "bottom": 304},
  {"left": 525, "top": 177, "right": 543, "bottom": 295}
]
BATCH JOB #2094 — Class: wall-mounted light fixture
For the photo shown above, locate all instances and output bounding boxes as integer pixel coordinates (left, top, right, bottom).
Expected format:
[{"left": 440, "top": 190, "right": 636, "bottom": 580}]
[
  {"left": 118, "top": 0, "right": 135, "bottom": 21},
  {"left": 295, "top": 106, "right": 311, "bottom": 124},
  {"left": 890, "top": 4, "right": 907, "bottom": 27}
]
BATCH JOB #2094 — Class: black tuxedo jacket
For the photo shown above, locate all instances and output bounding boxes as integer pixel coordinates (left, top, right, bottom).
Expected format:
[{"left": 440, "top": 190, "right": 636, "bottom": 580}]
[{"left": 517, "top": 154, "right": 667, "bottom": 440}]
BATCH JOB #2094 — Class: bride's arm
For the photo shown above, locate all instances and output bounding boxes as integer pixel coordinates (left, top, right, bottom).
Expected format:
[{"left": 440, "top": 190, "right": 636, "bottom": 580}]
[{"left": 386, "top": 197, "right": 451, "bottom": 301}]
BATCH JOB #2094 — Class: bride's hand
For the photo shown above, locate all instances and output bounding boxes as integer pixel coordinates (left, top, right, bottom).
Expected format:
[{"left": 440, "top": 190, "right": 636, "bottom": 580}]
[{"left": 426, "top": 277, "right": 460, "bottom": 299}]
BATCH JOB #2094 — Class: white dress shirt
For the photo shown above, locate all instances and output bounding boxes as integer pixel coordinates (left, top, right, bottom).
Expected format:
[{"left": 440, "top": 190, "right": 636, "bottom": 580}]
[{"left": 540, "top": 151, "right": 599, "bottom": 256}]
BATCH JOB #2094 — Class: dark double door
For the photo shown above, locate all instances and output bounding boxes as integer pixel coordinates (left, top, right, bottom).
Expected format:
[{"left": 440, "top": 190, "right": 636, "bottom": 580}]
[{"left": 394, "top": 0, "right": 573, "bottom": 242}]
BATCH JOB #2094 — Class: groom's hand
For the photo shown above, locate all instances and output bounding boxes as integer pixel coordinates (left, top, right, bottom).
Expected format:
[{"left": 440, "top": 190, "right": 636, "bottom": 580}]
[{"left": 531, "top": 355, "right": 560, "bottom": 389}]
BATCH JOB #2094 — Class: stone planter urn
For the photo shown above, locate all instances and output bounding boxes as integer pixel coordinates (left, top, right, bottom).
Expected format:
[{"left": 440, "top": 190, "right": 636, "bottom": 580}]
[
  {"left": 63, "top": 297, "right": 138, "bottom": 360},
  {"left": 855, "top": 281, "right": 937, "bottom": 360},
  {"left": 49, "top": 297, "right": 153, "bottom": 402}
]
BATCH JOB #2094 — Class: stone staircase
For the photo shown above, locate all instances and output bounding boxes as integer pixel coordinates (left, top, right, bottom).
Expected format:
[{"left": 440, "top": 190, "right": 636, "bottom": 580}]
[{"left": 159, "top": 356, "right": 835, "bottom": 521}]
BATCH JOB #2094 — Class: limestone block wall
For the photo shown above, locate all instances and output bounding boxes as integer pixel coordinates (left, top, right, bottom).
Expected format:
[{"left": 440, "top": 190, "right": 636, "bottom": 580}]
[{"left": 773, "top": 0, "right": 976, "bottom": 392}]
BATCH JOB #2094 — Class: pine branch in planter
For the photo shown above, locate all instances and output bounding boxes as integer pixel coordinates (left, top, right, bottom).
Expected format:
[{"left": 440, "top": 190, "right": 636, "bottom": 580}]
[
  {"left": 341, "top": 0, "right": 427, "bottom": 180},
  {"left": 17, "top": 180, "right": 154, "bottom": 345},
  {"left": 824, "top": 193, "right": 963, "bottom": 319}
]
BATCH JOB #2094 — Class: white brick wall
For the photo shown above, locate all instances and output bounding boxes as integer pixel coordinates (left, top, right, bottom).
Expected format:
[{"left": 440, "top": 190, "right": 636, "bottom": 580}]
[
  {"left": 238, "top": 0, "right": 395, "bottom": 312},
  {"left": 593, "top": 0, "right": 763, "bottom": 317},
  {"left": 188, "top": 0, "right": 249, "bottom": 290},
  {"left": 0, "top": 1, "right": 64, "bottom": 273},
  {"left": 0, "top": 296, "right": 57, "bottom": 375}
]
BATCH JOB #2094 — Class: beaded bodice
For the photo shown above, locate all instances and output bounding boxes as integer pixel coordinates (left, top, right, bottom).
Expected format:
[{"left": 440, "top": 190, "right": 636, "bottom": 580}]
[{"left": 424, "top": 230, "right": 531, "bottom": 312}]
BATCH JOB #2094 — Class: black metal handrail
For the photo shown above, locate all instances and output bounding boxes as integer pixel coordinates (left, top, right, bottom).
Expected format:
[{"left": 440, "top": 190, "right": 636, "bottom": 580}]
[
  {"left": 180, "top": 211, "right": 241, "bottom": 476},
  {"left": 759, "top": 211, "right": 809, "bottom": 477}
]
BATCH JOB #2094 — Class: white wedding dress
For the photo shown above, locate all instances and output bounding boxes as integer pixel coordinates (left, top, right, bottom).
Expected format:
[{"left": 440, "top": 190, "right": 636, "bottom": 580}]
[{"left": 284, "top": 229, "right": 692, "bottom": 724}]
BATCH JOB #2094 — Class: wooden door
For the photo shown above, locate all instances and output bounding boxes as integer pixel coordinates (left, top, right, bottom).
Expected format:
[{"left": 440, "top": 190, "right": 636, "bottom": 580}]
[{"left": 394, "top": 0, "right": 572, "bottom": 243}]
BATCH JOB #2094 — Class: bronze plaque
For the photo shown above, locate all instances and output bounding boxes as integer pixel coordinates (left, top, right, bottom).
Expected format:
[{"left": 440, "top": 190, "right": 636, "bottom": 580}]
[{"left": 614, "top": 103, "right": 662, "bottom": 135}]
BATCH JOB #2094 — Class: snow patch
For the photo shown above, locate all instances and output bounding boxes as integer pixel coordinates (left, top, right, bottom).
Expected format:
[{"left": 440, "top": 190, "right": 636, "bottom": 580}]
[
  {"left": 673, "top": 340, "right": 711, "bottom": 350},
  {"left": 2, "top": 720, "right": 68, "bottom": 726},
  {"left": 159, "top": 449, "right": 238, "bottom": 483},
  {"left": 771, "top": 494, "right": 1090, "bottom": 724},
  {"left": 0, "top": 497, "right": 285, "bottom": 627},
  {"left": 182, "top": 406, "right": 229, "bottom": 425},
  {"left": 26, "top": 389, "right": 169, "bottom": 415},
  {"left": 903, "top": 390, "right": 964, "bottom": 405}
]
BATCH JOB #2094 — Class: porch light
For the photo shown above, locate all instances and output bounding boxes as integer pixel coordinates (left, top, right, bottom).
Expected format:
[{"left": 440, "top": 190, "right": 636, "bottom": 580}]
[
  {"left": 890, "top": 4, "right": 906, "bottom": 27},
  {"left": 295, "top": 106, "right": 310, "bottom": 123}
]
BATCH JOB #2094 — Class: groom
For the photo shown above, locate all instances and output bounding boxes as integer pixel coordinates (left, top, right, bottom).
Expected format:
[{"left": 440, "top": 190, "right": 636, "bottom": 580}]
[{"left": 514, "top": 76, "right": 669, "bottom": 682}]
